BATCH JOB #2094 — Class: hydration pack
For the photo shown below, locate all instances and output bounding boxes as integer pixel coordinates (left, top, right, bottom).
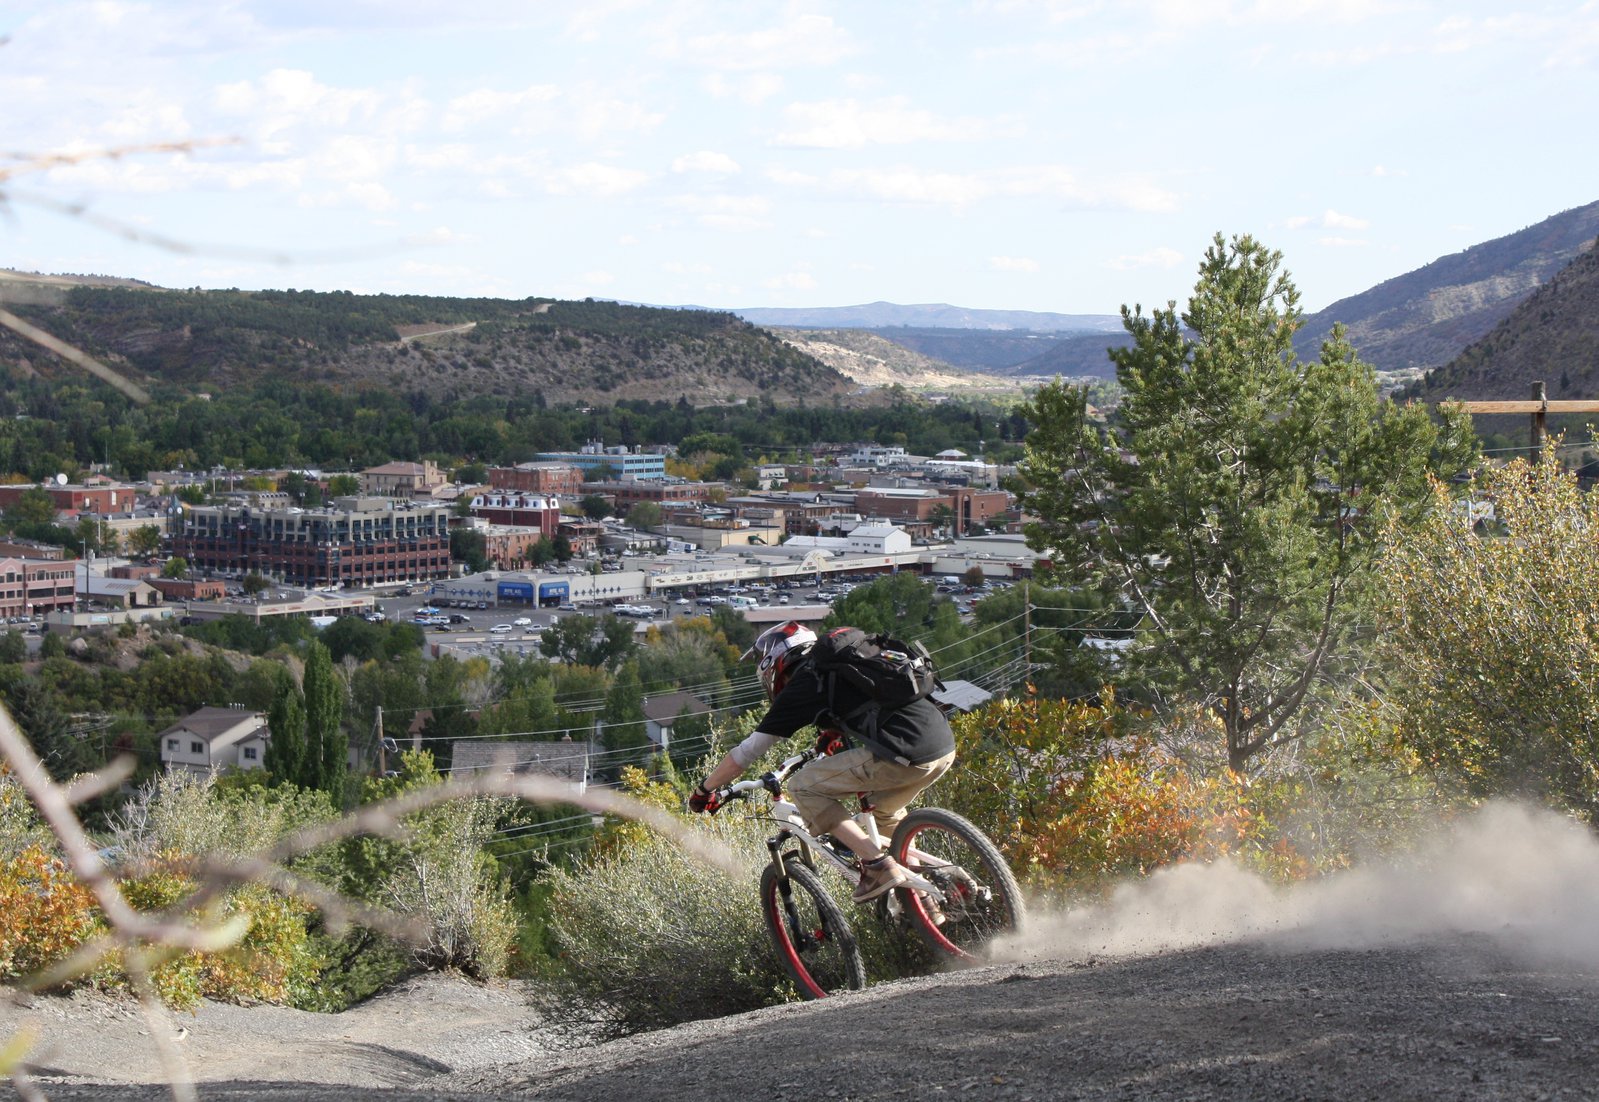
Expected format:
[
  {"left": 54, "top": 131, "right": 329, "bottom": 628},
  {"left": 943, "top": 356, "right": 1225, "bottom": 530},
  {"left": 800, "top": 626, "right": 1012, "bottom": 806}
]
[{"left": 808, "top": 626, "right": 942, "bottom": 750}]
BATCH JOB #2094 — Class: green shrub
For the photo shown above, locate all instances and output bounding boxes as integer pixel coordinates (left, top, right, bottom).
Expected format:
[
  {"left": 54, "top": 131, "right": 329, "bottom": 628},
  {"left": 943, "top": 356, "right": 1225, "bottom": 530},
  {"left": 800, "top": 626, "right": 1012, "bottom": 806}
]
[{"left": 534, "top": 816, "right": 793, "bottom": 1038}]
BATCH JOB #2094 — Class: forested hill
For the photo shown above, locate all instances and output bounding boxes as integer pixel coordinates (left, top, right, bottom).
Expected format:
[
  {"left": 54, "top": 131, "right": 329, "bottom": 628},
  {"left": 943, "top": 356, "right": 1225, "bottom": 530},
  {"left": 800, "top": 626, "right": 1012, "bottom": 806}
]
[
  {"left": 1294, "top": 200, "right": 1599, "bottom": 372},
  {"left": 0, "top": 282, "right": 854, "bottom": 406},
  {"left": 1403, "top": 235, "right": 1599, "bottom": 403}
]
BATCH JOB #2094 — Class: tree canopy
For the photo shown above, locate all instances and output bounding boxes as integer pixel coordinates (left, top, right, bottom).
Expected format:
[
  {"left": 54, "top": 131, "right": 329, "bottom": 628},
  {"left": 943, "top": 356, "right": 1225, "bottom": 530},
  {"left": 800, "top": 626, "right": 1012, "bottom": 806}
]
[{"left": 1014, "top": 233, "right": 1476, "bottom": 771}]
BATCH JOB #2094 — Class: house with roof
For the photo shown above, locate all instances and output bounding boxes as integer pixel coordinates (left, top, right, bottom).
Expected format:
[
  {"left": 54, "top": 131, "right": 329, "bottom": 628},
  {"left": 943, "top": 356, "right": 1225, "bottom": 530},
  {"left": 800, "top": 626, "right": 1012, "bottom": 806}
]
[
  {"left": 158, "top": 706, "right": 270, "bottom": 775},
  {"left": 448, "top": 737, "right": 592, "bottom": 795},
  {"left": 359, "top": 460, "right": 447, "bottom": 498},
  {"left": 642, "top": 691, "right": 713, "bottom": 750},
  {"left": 931, "top": 679, "right": 994, "bottom": 715}
]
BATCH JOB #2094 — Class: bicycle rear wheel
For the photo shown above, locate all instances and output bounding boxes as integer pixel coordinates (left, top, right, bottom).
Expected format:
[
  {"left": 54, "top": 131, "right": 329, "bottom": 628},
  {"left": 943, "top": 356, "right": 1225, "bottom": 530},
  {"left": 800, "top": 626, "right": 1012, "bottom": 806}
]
[
  {"left": 760, "top": 855, "right": 866, "bottom": 999},
  {"left": 888, "top": 807, "right": 1025, "bottom": 962}
]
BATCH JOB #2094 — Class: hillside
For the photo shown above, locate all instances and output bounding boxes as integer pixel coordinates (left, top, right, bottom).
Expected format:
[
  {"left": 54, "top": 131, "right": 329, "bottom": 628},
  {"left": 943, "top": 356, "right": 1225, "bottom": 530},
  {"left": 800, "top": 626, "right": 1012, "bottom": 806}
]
[
  {"left": 0, "top": 279, "right": 854, "bottom": 407},
  {"left": 774, "top": 328, "right": 1013, "bottom": 392},
  {"left": 1295, "top": 200, "right": 1599, "bottom": 372},
  {"left": 1405, "top": 235, "right": 1599, "bottom": 403}
]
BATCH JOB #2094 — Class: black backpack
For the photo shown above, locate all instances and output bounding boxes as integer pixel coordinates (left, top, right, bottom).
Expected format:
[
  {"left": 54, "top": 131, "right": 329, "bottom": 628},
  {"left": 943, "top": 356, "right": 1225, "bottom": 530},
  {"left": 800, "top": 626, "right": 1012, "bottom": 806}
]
[{"left": 807, "top": 626, "right": 942, "bottom": 746}]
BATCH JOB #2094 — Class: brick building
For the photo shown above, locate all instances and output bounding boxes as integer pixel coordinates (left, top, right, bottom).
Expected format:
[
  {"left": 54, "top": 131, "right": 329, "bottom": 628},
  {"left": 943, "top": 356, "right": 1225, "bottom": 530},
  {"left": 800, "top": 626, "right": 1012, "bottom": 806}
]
[
  {"left": 580, "top": 480, "right": 719, "bottom": 509},
  {"left": 467, "top": 493, "right": 561, "bottom": 538},
  {"left": 0, "top": 557, "right": 78, "bottom": 618},
  {"left": 0, "top": 482, "right": 138, "bottom": 515},
  {"left": 168, "top": 496, "right": 452, "bottom": 587},
  {"left": 489, "top": 462, "right": 583, "bottom": 497}
]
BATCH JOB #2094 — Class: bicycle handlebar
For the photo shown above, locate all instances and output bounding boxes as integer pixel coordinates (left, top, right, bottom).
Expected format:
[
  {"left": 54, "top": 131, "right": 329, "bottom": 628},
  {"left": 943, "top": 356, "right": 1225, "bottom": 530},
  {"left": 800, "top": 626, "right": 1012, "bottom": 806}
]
[{"left": 716, "top": 748, "right": 817, "bottom": 804}]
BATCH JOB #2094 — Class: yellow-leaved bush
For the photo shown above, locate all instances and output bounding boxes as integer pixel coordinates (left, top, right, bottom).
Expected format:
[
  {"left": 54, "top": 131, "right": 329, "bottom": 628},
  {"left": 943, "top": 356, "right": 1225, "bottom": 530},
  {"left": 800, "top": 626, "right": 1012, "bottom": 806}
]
[{"left": 941, "top": 692, "right": 1309, "bottom": 900}]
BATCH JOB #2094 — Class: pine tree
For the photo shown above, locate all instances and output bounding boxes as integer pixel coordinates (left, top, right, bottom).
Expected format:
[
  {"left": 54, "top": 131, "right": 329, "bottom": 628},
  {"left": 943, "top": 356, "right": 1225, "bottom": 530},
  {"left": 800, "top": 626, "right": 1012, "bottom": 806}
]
[{"left": 1015, "top": 233, "right": 1477, "bottom": 771}]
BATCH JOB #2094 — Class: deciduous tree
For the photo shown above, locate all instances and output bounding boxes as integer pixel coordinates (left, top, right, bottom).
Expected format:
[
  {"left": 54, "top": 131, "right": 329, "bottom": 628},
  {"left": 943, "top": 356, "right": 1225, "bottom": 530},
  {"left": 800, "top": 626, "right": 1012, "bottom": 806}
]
[{"left": 1379, "top": 446, "right": 1599, "bottom": 819}]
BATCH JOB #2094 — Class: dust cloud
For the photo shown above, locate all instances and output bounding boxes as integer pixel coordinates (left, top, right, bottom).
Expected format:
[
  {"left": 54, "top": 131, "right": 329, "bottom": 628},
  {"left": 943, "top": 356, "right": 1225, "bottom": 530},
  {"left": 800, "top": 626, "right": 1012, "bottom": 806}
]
[{"left": 998, "top": 801, "right": 1599, "bottom": 968}]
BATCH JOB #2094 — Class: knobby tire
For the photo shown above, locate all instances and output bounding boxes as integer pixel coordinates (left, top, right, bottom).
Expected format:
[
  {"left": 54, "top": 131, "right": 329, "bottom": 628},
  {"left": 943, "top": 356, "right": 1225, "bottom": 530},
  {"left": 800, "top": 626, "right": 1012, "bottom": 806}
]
[
  {"left": 760, "top": 855, "right": 866, "bottom": 999},
  {"left": 889, "top": 807, "right": 1025, "bottom": 962}
]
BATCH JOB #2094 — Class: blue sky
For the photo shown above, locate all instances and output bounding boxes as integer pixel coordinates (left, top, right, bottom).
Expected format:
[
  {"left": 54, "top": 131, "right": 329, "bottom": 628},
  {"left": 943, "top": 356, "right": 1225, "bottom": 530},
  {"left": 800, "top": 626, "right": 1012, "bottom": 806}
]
[{"left": 3, "top": 1, "right": 1597, "bottom": 316}]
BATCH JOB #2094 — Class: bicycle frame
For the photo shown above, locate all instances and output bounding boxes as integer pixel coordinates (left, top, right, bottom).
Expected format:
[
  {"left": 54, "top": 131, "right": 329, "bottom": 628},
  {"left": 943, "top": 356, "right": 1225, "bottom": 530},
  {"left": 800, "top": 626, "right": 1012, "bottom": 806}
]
[{"left": 724, "top": 750, "right": 947, "bottom": 908}]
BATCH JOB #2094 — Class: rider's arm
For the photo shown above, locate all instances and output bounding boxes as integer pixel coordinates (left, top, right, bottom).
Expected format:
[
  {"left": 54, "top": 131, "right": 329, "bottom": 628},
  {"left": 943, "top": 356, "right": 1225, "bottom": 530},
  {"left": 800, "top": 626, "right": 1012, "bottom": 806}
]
[{"left": 699, "top": 730, "right": 783, "bottom": 792}]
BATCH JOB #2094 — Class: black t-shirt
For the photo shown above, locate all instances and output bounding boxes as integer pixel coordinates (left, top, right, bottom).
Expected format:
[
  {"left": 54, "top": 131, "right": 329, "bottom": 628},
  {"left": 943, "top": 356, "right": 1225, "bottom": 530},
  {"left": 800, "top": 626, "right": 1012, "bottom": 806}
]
[{"left": 754, "top": 654, "right": 955, "bottom": 766}]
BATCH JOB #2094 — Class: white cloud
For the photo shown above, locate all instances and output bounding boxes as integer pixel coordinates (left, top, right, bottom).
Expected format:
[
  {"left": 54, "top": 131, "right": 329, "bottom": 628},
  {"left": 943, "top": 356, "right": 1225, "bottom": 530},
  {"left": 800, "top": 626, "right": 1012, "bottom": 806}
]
[
  {"left": 772, "top": 98, "right": 999, "bottom": 149},
  {"left": 701, "top": 72, "right": 785, "bottom": 104},
  {"left": 769, "top": 164, "right": 1177, "bottom": 213},
  {"left": 654, "top": 11, "right": 856, "bottom": 71},
  {"left": 1288, "top": 209, "right": 1371, "bottom": 231},
  {"left": 763, "top": 269, "right": 817, "bottom": 291},
  {"left": 573, "top": 96, "right": 666, "bottom": 142},
  {"left": 990, "top": 255, "right": 1040, "bottom": 272},
  {"left": 215, "top": 69, "right": 384, "bottom": 139},
  {"left": 1108, "top": 247, "right": 1185, "bottom": 271},
  {"left": 543, "top": 162, "right": 651, "bottom": 196},
  {"left": 666, "top": 193, "right": 771, "bottom": 232},
  {"left": 672, "top": 151, "right": 742, "bottom": 175},
  {"left": 442, "top": 85, "right": 559, "bottom": 131}
]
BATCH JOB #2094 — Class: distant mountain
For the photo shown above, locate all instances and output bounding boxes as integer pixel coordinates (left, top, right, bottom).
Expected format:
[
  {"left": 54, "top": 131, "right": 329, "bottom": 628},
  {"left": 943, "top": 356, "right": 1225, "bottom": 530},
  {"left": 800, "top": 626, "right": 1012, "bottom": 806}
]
[
  {"left": 729, "top": 301, "right": 1122, "bottom": 333},
  {"left": 1295, "top": 201, "right": 1599, "bottom": 372},
  {"left": 1404, "top": 237, "right": 1599, "bottom": 404}
]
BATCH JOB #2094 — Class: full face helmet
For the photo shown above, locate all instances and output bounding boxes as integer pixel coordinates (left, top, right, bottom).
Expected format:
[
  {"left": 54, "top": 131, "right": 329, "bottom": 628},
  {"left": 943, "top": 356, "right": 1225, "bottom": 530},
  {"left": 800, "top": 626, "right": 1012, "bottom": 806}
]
[{"left": 743, "top": 620, "right": 817, "bottom": 698}]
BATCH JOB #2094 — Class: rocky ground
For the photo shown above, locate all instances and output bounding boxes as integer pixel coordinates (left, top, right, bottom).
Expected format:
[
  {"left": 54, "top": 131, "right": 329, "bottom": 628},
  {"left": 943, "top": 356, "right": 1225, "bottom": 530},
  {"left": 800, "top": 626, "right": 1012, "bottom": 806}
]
[
  {"left": 10, "top": 932, "right": 1599, "bottom": 1102},
  {"left": 15, "top": 802, "right": 1599, "bottom": 1101}
]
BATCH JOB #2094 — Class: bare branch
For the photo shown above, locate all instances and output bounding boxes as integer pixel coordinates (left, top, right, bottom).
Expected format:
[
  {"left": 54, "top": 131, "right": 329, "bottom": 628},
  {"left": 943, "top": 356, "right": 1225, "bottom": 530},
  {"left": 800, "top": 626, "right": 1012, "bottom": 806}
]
[{"left": 0, "top": 306, "right": 149, "bottom": 404}]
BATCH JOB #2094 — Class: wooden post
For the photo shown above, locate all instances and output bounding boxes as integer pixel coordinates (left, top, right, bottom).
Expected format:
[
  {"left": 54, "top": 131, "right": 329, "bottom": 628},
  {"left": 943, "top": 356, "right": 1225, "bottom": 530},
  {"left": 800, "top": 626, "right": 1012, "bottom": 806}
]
[{"left": 1531, "top": 381, "right": 1547, "bottom": 462}]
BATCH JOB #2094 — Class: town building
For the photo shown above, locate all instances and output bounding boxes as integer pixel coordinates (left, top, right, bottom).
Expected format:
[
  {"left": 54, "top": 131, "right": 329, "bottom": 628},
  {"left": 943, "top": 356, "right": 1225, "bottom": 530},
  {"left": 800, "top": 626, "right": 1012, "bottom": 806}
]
[
  {"left": 643, "top": 692, "right": 712, "bottom": 750},
  {"left": 0, "top": 557, "right": 76, "bottom": 619},
  {"left": 158, "top": 706, "right": 270, "bottom": 775},
  {"left": 579, "top": 480, "right": 718, "bottom": 509},
  {"left": 488, "top": 462, "right": 583, "bottom": 497},
  {"left": 359, "top": 461, "right": 447, "bottom": 498},
  {"left": 0, "top": 481, "right": 141, "bottom": 516},
  {"left": 467, "top": 492, "right": 561, "bottom": 538},
  {"left": 464, "top": 520, "right": 555, "bottom": 569},
  {"left": 167, "top": 496, "right": 452, "bottom": 587},
  {"left": 537, "top": 442, "right": 666, "bottom": 481}
]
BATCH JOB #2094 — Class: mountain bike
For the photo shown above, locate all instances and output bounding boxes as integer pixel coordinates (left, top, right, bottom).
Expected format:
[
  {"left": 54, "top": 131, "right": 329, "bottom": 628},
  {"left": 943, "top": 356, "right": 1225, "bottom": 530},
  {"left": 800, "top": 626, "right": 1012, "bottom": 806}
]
[{"left": 712, "top": 746, "right": 1025, "bottom": 999}]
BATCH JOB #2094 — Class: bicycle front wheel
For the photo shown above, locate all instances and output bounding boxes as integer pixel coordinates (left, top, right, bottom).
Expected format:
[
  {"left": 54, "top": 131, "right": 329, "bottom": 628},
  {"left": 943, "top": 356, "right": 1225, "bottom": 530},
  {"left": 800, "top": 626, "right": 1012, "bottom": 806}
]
[
  {"left": 889, "top": 807, "right": 1025, "bottom": 963},
  {"left": 760, "top": 856, "right": 866, "bottom": 999}
]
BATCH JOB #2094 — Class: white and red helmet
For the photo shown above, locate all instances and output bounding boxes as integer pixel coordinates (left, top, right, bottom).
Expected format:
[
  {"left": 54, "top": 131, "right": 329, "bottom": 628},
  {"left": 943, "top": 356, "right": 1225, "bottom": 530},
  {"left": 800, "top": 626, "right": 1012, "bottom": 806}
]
[{"left": 743, "top": 620, "right": 817, "bottom": 697}]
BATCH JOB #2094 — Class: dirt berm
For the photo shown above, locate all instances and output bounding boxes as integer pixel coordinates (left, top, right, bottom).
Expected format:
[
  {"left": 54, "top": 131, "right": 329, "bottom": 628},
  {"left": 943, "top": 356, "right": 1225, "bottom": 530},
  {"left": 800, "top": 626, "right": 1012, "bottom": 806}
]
[{"left": 11, "top": 932, "right": 1599, "bottom": 1102}]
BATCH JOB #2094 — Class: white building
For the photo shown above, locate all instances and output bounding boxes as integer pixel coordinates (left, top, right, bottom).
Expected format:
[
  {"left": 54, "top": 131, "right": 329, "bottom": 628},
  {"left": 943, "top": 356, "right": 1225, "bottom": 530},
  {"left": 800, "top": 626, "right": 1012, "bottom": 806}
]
[
  {"left": 844, "top": 523, "right": 913, "bottom": 556},
  {"left": 158, "top": 706, "right": 269, "bottom": 775}
]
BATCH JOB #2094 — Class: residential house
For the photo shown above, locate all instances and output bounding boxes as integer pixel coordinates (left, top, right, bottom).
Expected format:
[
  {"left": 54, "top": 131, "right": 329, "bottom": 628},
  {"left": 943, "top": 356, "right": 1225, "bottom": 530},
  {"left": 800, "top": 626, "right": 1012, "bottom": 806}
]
[
  {"left": 642, "top": 692, "right": 712, "bottom": 750},
  {"left": 158, "top": 706, "right": 270, "bottom": 775}
]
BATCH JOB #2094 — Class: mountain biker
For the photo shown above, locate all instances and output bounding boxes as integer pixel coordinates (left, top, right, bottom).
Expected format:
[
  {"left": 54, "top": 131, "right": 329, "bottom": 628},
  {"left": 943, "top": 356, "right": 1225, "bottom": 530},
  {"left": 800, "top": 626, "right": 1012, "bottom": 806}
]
[{"left": 690, "top": 620, "right": 956, "bottom": 903}]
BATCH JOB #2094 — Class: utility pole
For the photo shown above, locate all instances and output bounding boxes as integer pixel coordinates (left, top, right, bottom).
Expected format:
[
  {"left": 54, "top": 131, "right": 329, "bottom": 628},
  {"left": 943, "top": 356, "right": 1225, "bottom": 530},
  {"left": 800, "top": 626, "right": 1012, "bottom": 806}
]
[
  {"left": 1455, "top": 381, "right": 1599, "bottom": 462},
  {"left": 1022, "top": 578, "right": 1031, "bottom": 684},
  {"left": 374, "top": 706, "right": 385, "bottom": 775}
]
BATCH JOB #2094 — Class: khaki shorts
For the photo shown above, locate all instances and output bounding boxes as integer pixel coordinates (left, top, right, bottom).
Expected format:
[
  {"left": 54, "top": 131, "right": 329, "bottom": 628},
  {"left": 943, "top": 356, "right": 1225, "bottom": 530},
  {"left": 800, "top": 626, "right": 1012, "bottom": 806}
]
[{"left": 788, "top": 746, "right": 955, "bottom": 839}]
